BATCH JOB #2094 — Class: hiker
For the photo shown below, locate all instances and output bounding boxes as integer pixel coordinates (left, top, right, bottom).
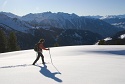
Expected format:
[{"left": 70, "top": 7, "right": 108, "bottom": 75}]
[{"left": 32, "top": 39, "right": 49, "bottom": 65}]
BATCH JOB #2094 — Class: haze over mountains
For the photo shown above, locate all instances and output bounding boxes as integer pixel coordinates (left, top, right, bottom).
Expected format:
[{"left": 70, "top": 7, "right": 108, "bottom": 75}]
[{"left": 0, "top": 11, "right": 125, "bottom": 49}]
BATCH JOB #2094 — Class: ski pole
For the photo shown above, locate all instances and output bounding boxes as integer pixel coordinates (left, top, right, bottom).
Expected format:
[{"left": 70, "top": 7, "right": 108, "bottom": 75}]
[{"left": 49, "top": 48, "right": 61, "bottom": 74}]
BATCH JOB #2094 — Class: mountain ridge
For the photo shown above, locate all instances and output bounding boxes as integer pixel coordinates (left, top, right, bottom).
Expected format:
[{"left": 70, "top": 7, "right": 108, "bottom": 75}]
[
  {"left": 0, "top": 11, "right": 125, "bottom": 49},
  {"left": 1, "top": 11, "right": 122, "bottom": 37}
]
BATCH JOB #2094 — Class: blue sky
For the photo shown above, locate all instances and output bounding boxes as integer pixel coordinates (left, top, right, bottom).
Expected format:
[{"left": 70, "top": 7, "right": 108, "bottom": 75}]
[{"left": 0, "top": 0, "right": 125, "bottom": 16}]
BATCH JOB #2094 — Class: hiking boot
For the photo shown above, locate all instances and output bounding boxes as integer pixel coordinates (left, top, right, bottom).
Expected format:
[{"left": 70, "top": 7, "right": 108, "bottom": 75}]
[
  {"left": 42, "top": 62, "right": 45, "bottom": 64},
  {"left": 32, "top": 63, "right": 35, "bottom": 65}
]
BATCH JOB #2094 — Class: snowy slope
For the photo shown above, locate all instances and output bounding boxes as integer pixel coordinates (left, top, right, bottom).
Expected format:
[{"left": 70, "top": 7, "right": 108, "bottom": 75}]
[
  {"left": 0, "top": 13, "right": 32, "bottom": 33},
  {"left": 0, "top": 12, "right": 20, "bottom": 18},
  {"left": 0, "top": 45, "right": 125, "bottom": 84},
  {"left": 100, "top": 14, "right": 125, "bottom": 19}
]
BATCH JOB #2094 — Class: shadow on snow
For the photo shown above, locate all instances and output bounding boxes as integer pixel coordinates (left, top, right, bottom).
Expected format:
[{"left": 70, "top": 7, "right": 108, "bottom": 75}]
[
  {"left": 0, "top": 63, "right": 62, "bottom": 82},
  {"left": 0, "top": 64, "right": 31, "bottom": 69},
  {"left": 36, "top": 64, "right": 62, "bottom": 83},
  {"left": 88, "top": 50, "right": 125, "bottom": 56}
]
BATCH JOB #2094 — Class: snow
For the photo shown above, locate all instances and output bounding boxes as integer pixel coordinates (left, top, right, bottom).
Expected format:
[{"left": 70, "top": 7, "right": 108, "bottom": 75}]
[
  {"left": 0, "top": 13, "right": 32, "bottom": 33},
  {"left": 100, "top": 14, "right": 125, "bottom": 20},
  {"left": 104, "top": 37, "right": 112, "bottom": 41},
  {"left": 21, "top": 12, "right": 80, "bottom": 29},
  {"left": 119, "top": 34, "right": 125, "bottom": 39},
  {"left": 0, "top": 45, "right": 125, "bottom": 84}
]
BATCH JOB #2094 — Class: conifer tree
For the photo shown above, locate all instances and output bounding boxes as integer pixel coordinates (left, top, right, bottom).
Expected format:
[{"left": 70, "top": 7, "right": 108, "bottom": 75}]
[
  {"left": 98, "top": 39, "right": 105, "bottom": 45},
  {"left": 8, "top": 32, "right": 20, "bottom": 51},
  {"left": 0, "top": 29, "right": 7, "bottom": 53},
  {"left": 54, "top": 42, "right": 59, "bottom": 47}
]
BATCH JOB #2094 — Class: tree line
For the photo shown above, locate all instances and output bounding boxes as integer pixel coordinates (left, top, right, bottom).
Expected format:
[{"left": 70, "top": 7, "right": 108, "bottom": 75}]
[{"left": 0, "top": 29, "right": 20, "bottom": 53}]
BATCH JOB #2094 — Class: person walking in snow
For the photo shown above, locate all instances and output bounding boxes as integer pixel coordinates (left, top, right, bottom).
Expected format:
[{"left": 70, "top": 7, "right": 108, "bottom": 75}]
[{"left": 32, "top": 39, "right": 49, "bottom": 65}]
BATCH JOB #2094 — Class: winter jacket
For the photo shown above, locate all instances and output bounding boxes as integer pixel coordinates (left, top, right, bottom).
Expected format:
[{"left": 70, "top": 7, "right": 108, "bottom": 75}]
[{"left": 38, "top": 42, "right": 49, "bottom": 52}]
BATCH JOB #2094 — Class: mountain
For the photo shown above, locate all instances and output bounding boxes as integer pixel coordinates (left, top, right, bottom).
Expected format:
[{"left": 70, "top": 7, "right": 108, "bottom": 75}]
[
  {"left": 101, "top": 17, "right": 125, "bottom": 29},
  {"left": 0, "top": 13, "right": 32, "bottom": 33},
  {"left": 1, "top": 12, "right": 123, "bottom": 37},
  {"left": 113, "top": 30, "right": 125, "bottom": 39},
  {"left": 97, "top": 30, "right": 125, "bottom": 45},
  {"left": 100, "top": 14, "right": 125, "bottom": 29},
  {"left": 100, "top": 14, "right": 125, "bottom": 19},
  {"left": 0, "top": 45, "right": 125, "bottom": 84},
  {"left": 0, "top": 11, "right": 20, "bottom": 18},
  {"left": 34, "top": 28, "right": 102, "bottom": 46},
  {"left": 85, "top": 15, "right": 103, "bottom": 19},
  {"left": 85, "top": 14, "right": 125, "bottom": 19},
  {"left": 0, "top": 12, "right": 124, "bottom": 49},
  {"left": 21, "top": 12, "right": 123, "bottom": 37},
  {"left": 0, "top": 24, "right": 102, "bottom": 50},
  {"left": 85, "top": 14, "right": 125, "bottom": 29}
]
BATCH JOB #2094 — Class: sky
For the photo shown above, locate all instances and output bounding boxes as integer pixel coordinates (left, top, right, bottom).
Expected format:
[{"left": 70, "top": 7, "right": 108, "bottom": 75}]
[{"left": 0, "top": 0, "right": 125, "bottom": 16}]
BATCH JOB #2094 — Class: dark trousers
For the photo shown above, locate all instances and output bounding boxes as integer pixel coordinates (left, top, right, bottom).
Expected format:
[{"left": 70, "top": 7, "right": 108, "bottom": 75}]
[{"left": 33, "top": 52, "right": 45, "bottom": 64}]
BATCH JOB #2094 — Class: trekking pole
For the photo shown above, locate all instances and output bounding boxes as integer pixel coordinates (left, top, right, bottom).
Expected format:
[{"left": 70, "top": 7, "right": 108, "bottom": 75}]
[
  {"left": 36, "top": 52, "right": 38, "bottom": 58},
  {"left": 49, "top": 48, "right": 61, "bottom": 74}
]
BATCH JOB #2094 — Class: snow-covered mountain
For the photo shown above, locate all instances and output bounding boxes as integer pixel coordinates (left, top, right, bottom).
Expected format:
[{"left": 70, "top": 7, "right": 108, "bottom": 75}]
[
  {"left": 0, "top": 12, "right": 123, "bottom": 37},
  {"left": 85, "top": 15, "right": 103, "bottom": 19},
  {"left": 85, "top": 14, "right": 125, "bottom": 19},
  {"left": 100, "top": 15, "right": 125, "bottom": 29},
  {"left": 0, "top": 13, "right": 32, "bottom": 33},
  {"left": 1, "top": 12, "right": 125, "bottom": 49},
  {"left": 0, "top": 11, "right": 20, "bottom": 18},
  {"left": 101, "top": 17, "right": 125, "bottom": 29},
  {"left": 85, "top": 14, "right": 125, "bottom": 30},
  {"left": 100, "top": 14, "right": 125, "bottom": 19},
  {"left": 0, "top": 45, "right": 125, "bottom": 84},
  {"left": 21, "top": 12, "right": 123, "bottom": 37}
]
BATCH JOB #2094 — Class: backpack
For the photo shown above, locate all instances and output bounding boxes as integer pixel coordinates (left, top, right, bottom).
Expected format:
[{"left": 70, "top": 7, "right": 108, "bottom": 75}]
[{"left": 34, "top": 43, "right": 39, "bottom": 52}]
